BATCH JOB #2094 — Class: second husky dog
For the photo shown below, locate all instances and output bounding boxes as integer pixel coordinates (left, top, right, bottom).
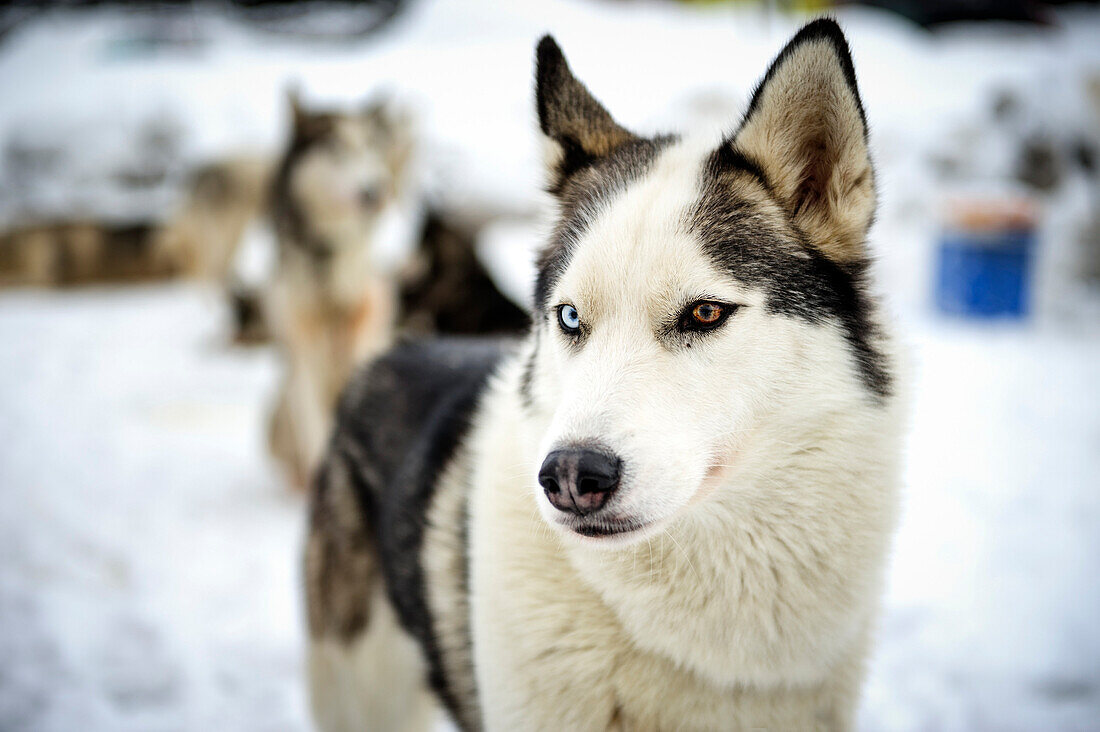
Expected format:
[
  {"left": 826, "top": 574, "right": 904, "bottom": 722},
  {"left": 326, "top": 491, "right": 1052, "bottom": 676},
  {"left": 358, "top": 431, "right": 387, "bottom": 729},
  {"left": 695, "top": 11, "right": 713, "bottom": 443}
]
[
  {"left": 306, "top": 19, "right": 903, "bottom": 730},
  {"left": 267, "top": 94, "right": 414, "bottom": 489}
]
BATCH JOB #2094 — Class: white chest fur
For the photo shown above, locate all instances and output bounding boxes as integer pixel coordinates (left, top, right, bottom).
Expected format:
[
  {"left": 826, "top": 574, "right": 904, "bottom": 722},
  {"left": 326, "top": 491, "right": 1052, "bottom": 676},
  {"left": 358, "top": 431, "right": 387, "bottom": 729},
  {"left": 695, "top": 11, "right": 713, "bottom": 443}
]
[{"left": 467, "top": 357, "right": 901, "bottom": 731}]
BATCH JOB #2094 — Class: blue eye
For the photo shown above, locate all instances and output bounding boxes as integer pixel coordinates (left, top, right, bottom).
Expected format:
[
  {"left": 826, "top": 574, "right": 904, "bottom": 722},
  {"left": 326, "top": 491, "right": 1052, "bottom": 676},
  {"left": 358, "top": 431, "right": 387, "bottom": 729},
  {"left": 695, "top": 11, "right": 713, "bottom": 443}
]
[{"left": 558, "top": 304, "right": 581, "bottom": 332}]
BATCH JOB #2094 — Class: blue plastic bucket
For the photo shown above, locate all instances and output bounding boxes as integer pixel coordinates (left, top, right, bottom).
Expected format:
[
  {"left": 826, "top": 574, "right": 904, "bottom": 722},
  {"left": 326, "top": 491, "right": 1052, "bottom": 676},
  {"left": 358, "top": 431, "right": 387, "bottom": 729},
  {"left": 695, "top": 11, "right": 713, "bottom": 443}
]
[{"left": 934, "top": 227, "right": 1035, "bottom": 318}]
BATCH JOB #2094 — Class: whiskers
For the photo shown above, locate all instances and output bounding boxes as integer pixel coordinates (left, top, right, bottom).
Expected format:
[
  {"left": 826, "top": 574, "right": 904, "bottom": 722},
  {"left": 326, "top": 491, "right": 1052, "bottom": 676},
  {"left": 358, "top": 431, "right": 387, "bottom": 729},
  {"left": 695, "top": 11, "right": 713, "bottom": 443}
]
[{"left": 661, "top": 528, "right": 702, "bottom": 585}]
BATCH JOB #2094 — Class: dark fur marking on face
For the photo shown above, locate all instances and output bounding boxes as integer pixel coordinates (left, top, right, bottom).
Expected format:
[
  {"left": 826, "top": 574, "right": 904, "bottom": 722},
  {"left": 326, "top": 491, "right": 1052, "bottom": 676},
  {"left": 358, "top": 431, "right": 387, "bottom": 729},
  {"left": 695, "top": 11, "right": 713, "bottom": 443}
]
[
  {"left": 687, "top": 18, "right": 889, "bottom": 396},
  {"left": 271, "top": 112, "right": 342, "bottom": 261},
  {"left": 690, "top": 156, "right": 892, "bottom": 398},
  {"left": 550, "top": 135, "right": 602, "bottom": 195},
  {"left": 533, "top": 35, "right": 679, "bottom": 314},
  {"left": 533, "top": 135, "right": 676, "bottom": 312},
  {"left": 711, "top": 144, "right": 772, "bottom": 193},
  {"left": 519, "top": 332, "right": 538, "bottom": 411}
]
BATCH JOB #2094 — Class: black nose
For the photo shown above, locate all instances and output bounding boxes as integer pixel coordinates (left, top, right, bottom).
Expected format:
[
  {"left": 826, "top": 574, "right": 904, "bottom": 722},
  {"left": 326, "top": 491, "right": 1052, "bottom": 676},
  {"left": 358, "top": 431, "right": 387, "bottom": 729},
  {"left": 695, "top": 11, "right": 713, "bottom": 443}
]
[
  {"left": 538, "top": 448, "right": 621, "bottom": 516},
  {"left": 359, "top": 185, "right": 383, "bottom": 208}
]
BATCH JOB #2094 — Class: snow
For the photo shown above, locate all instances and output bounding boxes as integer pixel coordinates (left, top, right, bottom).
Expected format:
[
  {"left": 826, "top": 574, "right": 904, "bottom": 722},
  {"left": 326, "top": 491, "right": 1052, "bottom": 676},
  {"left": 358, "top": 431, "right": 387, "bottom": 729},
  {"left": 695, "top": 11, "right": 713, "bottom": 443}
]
[
  {"left": 1, "top": 0, "right": 1099, "bottom": 729},
  {"left": 0, "top": 286, "right": 307, "bottom": 730},
  {"left": 861, "top": 322, "right": 1100, "bottom": 730}
]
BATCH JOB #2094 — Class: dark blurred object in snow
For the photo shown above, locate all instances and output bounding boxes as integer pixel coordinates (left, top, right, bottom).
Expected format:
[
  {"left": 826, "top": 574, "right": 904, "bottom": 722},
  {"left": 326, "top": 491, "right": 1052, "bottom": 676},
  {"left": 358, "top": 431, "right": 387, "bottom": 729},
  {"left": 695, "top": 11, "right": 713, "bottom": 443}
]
[
  {"left": 1, "top": 113, "right": 186, "bottom": 230},
  {"left": 1080, "top": 74, "right": 1100, "bottom": 283},
  {"left": 231, "top": 0, "right": 407, "bottom": 41},
  {"left": 155, "top": 155, "right": 274, "bottom": 283},
  {"left": 99, "top": 12, "right": 209, "bottom": 60},
  {"left": 1016, "top": 135, "right": 1063, "bottom": 192},
  {"left": 854, "top": 0, "right": 1067, "bottom": 28},
  {"left": 1, "top": 0, "right": 408, "bottom": 45},
  {"left": 928, "top": 73, "right": 1100, "bottom": 312},
  {"left": 398, "top": 212, "right": 529, "bottom": 336},
  {"left": 0, "top": 219, "right": 170, "bottom": 286},
  {"left": 229, "top": 280, "right": 271, "bottom": 345}
]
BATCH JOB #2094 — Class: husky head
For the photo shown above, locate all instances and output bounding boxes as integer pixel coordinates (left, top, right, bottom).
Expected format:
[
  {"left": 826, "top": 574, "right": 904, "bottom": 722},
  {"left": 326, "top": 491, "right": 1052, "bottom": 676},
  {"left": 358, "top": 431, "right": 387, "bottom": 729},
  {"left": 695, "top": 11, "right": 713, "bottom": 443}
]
[
  {"left": 523, "top": 20, "right": 892, "bottom": 545},
  {"left": 274, "top": 91, "right": 413, "bottom": 256}
]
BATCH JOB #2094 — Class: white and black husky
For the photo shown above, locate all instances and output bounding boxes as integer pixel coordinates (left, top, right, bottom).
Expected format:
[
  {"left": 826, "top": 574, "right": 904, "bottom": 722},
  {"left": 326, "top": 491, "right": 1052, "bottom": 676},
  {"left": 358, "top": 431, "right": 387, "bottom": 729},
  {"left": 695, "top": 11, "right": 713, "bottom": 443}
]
[{"left": 305, "top": 19, "right": 903, "bottom": 731}]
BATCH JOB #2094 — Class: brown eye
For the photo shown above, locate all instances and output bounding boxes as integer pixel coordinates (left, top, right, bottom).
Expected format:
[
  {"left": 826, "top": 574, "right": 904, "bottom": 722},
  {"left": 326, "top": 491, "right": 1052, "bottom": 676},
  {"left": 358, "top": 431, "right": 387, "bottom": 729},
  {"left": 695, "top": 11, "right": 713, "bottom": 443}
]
[
  {"left": 678, "top": 299, "right": 736, "bottom": 333},
  {"left": 692, "top": 302, "right": 723, "bottom": 324}
]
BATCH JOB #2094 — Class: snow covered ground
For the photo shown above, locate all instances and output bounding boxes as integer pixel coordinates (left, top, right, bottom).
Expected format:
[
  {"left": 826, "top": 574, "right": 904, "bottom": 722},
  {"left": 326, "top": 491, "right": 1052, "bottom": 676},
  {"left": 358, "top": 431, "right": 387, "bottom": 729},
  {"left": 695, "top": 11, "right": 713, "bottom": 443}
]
[
  {"left": 0, "top": 286, "right": 307, "bottom": 730},
  {"left": 1, "top": 0, "right": 1099, "bottom": 730},
  {"left": 863, "top": 320, "right": 1100, "bottom": 730}
]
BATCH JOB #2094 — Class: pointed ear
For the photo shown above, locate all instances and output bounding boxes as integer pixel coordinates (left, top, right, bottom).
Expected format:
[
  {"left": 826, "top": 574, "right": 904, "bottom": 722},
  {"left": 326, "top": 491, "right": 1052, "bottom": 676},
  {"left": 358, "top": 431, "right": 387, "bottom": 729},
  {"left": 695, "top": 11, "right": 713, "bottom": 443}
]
[
  {"left": 728, "top": 19, "right": 874, "bottom": 263},
  {"left": 535, "top": 35, "right": 638, "bottom": 193},
  {"left": 363, "top": 98, "right": 416, "bottom": 175},
  {"left": 287, "top": 85, "right": 308, "bottom": 132},
  {"left": 286, "top": 86, "right": 333, "bottom": 144}
]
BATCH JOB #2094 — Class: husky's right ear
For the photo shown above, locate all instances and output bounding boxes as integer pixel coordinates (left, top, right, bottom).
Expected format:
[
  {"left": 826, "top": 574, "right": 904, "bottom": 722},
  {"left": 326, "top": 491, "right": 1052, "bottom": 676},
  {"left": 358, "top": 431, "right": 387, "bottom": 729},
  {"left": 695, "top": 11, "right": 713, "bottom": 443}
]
[{"left": 535, "top": 35, "right": 638, "bottom": 194}]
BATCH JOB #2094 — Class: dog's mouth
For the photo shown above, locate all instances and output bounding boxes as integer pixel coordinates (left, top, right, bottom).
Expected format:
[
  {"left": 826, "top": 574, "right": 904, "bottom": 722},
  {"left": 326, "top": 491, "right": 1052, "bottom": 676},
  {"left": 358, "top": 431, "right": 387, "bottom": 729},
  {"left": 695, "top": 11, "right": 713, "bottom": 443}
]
[{"left": 560, "top": 516, "right": 652, "bottom": 540}]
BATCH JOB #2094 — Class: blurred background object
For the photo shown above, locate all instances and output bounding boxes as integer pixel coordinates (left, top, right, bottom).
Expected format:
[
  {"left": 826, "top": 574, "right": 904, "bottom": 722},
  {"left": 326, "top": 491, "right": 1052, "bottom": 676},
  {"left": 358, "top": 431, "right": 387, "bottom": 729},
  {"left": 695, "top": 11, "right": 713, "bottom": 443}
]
[
  {"left": 155, "top": 154, "right": 274, "bottom": 285},
  {"left": 262, "top": 91, "right": 415, "bottom": 490},
  {"left": 934, "top": 193, "right": 1038, "bottom": 318},
  {"left": 0, "top": 1, "right": 1098, "bottom": 730}
]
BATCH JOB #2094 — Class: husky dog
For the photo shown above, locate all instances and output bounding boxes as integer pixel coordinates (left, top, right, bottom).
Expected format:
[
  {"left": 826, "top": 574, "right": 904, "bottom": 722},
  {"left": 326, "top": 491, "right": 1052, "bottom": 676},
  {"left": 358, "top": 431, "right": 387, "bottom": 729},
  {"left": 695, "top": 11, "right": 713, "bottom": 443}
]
[
  {"left": 154, "top": 154, "right": 274, "bottom": 282},
  {"left": 305, "top": 19, "right": 903, "bottom": 731},
  {"left": 0, "top": 220, "right": 166, "bottom": 286},
  {"left": 267, "top": 93, "right": 414, "bottom": 489}
]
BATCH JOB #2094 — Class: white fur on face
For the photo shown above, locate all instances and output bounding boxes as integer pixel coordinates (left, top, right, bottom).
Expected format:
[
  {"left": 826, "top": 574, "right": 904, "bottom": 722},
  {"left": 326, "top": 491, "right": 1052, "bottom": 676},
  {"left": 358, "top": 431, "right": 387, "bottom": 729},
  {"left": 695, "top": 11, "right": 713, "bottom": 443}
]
[
  {"left": 529, "top": 136, "right": 869, "bottom": 544},
  {"left": 290, "top": 118, "right": 396, "bottom": 247}
]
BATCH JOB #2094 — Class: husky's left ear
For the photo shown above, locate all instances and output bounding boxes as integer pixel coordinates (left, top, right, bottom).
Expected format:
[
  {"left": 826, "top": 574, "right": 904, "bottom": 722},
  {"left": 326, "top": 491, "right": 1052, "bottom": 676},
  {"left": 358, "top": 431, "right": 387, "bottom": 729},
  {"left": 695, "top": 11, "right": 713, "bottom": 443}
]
[
  {"left": 536, "top": 35, "right": 639, "bottom": 193},
  {"left": 728, "top": 19, "right": 874, "bottom": 263}
]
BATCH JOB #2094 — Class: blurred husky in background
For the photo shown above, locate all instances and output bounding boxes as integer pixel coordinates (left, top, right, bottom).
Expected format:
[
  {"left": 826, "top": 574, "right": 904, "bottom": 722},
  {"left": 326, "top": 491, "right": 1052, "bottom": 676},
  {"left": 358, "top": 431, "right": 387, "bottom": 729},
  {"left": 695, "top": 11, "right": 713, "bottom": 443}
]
[
  {"left": 154, "top": 155, "right": 273, "bottom": 283},
  {"left": 305, "top": 19, "right": 904, "bottom": 731},
  {"left": 266, "top": 92, "right": 414, "bottom": 490},
  {"left": 0, "top": 220, "right": 166, "bottom": 286}
]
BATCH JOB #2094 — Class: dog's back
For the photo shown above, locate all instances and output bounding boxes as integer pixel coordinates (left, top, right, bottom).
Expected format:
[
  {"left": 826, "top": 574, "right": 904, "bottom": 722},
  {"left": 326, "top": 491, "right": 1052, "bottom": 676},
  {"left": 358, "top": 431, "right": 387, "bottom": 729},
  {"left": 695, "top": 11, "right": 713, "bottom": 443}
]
[{"left": 306, "top": 338, "right": 507, "bottom": 731}]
